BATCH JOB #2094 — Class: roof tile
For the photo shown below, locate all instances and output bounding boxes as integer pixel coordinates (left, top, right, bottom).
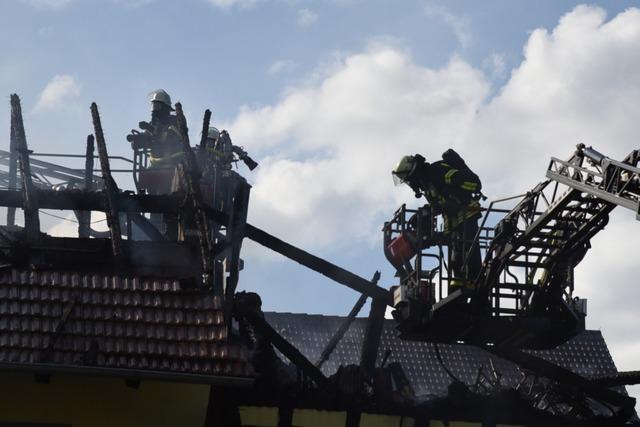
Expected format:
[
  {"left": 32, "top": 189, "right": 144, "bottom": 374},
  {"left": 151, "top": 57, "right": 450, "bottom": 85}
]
[
  {"left": 264, "top": 312, "right": 626, "bottom": 400},
  {"left": 0, "top": 268, "right": 251, "bottom": 379}
]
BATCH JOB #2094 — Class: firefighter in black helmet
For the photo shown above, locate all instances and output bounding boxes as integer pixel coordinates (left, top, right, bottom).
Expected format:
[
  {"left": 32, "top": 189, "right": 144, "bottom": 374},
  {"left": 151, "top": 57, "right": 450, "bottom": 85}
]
[{"left": 392, "top": 149, "right": 483, "bottom": 293}]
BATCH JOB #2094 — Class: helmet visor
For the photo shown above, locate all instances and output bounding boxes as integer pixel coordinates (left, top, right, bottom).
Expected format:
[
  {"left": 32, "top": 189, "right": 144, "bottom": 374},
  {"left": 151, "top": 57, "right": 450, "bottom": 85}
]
[{"left": 392, "top": 172, "right": 406, "bottom": 186}]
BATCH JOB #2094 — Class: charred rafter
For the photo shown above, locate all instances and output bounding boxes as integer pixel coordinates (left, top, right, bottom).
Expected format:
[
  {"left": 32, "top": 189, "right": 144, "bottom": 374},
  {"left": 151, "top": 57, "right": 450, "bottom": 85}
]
[{"left": 10, "top": 94, "right": 40, "bottom": 241}]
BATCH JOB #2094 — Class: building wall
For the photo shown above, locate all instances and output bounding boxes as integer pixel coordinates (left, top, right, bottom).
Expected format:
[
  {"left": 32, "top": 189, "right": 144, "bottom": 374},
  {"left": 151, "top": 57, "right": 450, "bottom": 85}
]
[
  {"left": 237, "top": 407, "right": 525, "bottom": 427},
  {"left": 0, "top": 373, "right": 526, "bottom": 427},
  {"left": 0, "top": 372, "right": 210, "bottom": 427}
]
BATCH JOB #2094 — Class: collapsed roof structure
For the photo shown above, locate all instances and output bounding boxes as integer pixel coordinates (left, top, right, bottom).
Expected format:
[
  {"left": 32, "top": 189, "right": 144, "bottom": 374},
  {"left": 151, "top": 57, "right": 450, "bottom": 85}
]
[{"left": 0, "top": 93, "right": 639, "bottom": 426}]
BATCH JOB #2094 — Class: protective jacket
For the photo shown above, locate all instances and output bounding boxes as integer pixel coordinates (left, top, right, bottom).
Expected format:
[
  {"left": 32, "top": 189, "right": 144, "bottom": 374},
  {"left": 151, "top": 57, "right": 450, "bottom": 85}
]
[
  {"left": 414, "top": 158, "right": 482, "bottom": 233},
  {"left": 147, "top": 116, "right": 183, "bottom": 168}
]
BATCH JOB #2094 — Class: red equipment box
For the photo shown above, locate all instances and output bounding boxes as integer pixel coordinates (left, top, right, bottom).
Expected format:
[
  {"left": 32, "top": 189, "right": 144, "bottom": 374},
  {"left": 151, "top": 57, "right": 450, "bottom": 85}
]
[{"left": 387, "top": 234, "right": 416, "bottom": 266}]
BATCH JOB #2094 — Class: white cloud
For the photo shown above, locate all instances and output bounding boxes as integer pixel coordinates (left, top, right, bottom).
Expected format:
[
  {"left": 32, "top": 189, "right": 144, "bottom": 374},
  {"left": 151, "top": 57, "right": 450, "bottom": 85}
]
[
  {"left": 204, "top": 0, "right": 263, "bottom": 9},
  {"left": 228, "top": 47, "right": 488, "bottom": 249},
  {"left": 482, "top": 52, "right": 506, "bottom": 79},
  {"left": 467, "top": 5, "right": 640, "bottom": 194},
  {"left": 33, "top": 74, "right": 81, "bottom": 113},
  {"left": 268, "top": 59, "right": 297, "bottom": 76},
  {"left": 229, "top": 5, "right": 640, "bottom": 247},
  {"left": 297, "top": 8, "right": 318, "bottom": 27},
  {"left": 223, "top": 5, "right": 640, "bottom": 396},
  {"left": 20, "top": 0, "right": 72, "bottom": 9},
  {"left": 425, "top": 3, "right": 471, "bottom": 49}
]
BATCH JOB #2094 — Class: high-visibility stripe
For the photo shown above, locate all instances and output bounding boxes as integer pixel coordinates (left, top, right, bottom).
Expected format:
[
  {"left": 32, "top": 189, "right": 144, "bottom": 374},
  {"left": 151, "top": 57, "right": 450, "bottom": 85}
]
[
  {"left": 444, "top": 169, "right": 458, "bottom": 184},
  {"left": 461, "top": 181, "right": 478, "bottom": 191},
  {"left": 207, "top": 148, "right": 235, "bottom": 160},
  {"left": 449, "top": 278, "right": 475, "bottom": 291},
  {"left": 443, "top": 203, "right": 482, "bottom": 233},
  {"left": 148, "top": 150, "right": 184, "bottom": 166}
]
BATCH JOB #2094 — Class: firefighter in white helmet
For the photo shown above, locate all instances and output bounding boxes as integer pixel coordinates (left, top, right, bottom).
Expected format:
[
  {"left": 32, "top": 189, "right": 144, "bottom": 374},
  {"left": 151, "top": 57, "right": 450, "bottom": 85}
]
[{"left": 127, "top": 89, "right": 183, "bottom": 169}]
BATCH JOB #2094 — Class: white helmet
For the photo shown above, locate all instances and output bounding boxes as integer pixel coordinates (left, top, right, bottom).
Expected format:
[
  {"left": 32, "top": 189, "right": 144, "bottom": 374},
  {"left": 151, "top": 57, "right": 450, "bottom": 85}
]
[
  {"left": 207, "top": 126, "right": 220, "bottom": 141},
  {"left": 148, "top": 89, "right": 173, "bottom": 110}
]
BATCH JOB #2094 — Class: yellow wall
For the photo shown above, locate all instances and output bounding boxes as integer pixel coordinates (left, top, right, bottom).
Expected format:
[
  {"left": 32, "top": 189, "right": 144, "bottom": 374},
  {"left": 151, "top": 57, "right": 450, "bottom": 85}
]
[
  {"left": 0, "top": 373, "right": 526, "bottom": 427},
  {"left": 0, "top": 372, "right": 211, "bottom": 427}
]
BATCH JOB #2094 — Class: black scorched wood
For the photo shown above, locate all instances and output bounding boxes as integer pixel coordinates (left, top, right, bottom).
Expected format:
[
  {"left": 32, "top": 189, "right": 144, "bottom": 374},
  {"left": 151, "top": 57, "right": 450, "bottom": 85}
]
[
  {"left": 317, "top": 290, "right": 369, "bottom": 368},
  {"left": 486, "top": 345, "right": 636, "bottom": 423},
  {"left": 360, "top": 273, "right": 386, "bottom": 377},
  {"left": 198, "top": 109, "right": 211, "bottom": 159},
  {"left": 90, "top": 103, "right": 123, "bottom": 264},
  {"left": 10, "top": 94, "right": 40, "bottom": 240},
  {"left": 6, "top": 111, "right": 18, "bottom": 227},
  {"left": 242, "top": 310, "right": 332, "bottom": 390},
  {"left": 78, "top": 135, "right": 94, "bottom": 238},
  {"left": 591, "top": 370, "right": 640, "bottom": 387},
  {"left": 224, "top": 181, "right": 250, "bottom": 317},
  {"left": 0, "top": 188, "right": 391, "bottom": 302},
  {"left": 175, "top": 103, "right": 213, "bottom": 287},
  {"left": 245, "top": 225, "right": 392, "bottom": 303},
  {"left": 0, "top": 190, "right": 184, "bottom": 213}
]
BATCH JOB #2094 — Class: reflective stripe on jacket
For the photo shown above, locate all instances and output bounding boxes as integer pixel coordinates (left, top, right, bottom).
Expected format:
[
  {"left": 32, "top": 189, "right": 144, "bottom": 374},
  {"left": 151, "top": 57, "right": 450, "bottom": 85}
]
[
  {"left": 424, "top": 160, "right": 482, "bottom": 233},
  {"left": 148, "top": 125, "right": 184, "bottom": 168}
]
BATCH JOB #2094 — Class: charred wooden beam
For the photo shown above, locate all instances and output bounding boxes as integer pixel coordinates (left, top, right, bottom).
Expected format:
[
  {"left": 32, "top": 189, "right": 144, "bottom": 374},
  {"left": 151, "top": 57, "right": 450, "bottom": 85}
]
[
  {"left": 360, "top": 271, "right": 385, "bottom": 377},
  {"left": 90, "top": 103, "right": 123, "bottom": 264},
  {"left": 11, "top": 95, "right": 40, "bottom": 240},
  {"left": 245, "top": 225, "right": 392, "bottom": 303},
  {"left": 175, "top": 103, "right": 213, "bottom": 287},
  {"left": 199, "top": 109, "right": 212, "bottom": 159},
  {"left": 591, "top": 370, "right": 640, "bottom": 387},
  {"left": 0, "top": 237, "right": 200, "bottom": 278},
  {"left": 78, "top": 135, "right": 95, "bottom": 238},
  {"left": 0, "top": 189, "right": 185, "bottom": 213},
  {"left": 486, "top": 345, "right": 636, "bottom": 421},
  {"left": 0, "top": 186, "right": 391, "bottom": 302},
  {"left": 316, "top": 277, "right": 373, "bottom": 368},
  {"left": 224, "top": 181, "right": 250, "bottom": 302},
  {"left": 242, "top": 310, "right": 332, "bottom": 389},
  {"left": 6, "top": 115, "right": 18, "bottom": 226}
]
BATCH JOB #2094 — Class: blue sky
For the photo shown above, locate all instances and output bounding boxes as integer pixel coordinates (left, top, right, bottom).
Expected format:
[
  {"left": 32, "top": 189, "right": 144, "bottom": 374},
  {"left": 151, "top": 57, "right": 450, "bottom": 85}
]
[{"left": 3, "top": 0, "right": 640, "bottom": 404}]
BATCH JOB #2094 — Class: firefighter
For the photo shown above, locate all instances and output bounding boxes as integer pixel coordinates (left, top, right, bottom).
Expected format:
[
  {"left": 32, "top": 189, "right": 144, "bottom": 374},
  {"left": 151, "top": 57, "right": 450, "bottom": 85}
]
[
  {"left": 127, "top": 89, "right": 183, "bottom": 169},
  {"left": 392, "top": 149, "right": 483, "bottom": 293},
  {"left": 204, "top": 126, "right": 234, "bottom": 172}
]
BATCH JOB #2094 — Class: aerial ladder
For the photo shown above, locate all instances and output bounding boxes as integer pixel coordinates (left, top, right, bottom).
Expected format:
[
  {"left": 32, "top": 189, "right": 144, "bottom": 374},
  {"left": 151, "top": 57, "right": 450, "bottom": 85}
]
[
  {"left": 387, "top": 144, "right": 640, "bottom": 349},
  {"left": 2, "top": 96, "right": 638, "bottom": 422}
]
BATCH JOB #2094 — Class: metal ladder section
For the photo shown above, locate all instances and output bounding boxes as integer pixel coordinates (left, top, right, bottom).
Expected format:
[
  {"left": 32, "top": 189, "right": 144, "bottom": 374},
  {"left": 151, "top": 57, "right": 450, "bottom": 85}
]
[{"left": 477, "top": 146, "right": 640, "bottom": 317}]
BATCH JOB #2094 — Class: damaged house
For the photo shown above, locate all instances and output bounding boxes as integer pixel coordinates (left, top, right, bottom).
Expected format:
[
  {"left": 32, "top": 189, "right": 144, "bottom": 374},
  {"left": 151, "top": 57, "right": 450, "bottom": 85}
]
[{"left": 0, "top": 94, "right": 638, "bottom": 426}]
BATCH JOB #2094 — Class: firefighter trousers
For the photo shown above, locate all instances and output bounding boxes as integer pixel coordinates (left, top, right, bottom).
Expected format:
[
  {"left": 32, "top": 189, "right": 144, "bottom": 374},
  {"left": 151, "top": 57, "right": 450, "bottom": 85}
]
[{"left": 449, "top": 217, "right": 482, "bottom": 293}]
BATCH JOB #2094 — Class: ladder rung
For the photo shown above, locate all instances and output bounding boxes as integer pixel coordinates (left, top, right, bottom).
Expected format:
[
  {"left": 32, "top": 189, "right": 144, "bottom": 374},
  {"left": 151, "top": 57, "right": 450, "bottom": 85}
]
[
  {"left": 526, "top": 241, "right": 563, "bottom": 249},
  {"left": 528, "top": 231, "right": 578, "bottom": 240},
  {"left": 492, "top": 307, "right": 522, "bottom": 315},
  {"left": 507, "top": 260, "right": 549, "bottom": 268},
  {"left": 490, "top": 292, "right": 525, "bottom": 299},
  {"left": 562, "top": 206, "right": 599, "bottom": 214},
  {"left": 511, "top": 252, "right": 551, "bottom": 261},
  {"left": 494, "top": 283, "right": 539, "bottom": 291}
]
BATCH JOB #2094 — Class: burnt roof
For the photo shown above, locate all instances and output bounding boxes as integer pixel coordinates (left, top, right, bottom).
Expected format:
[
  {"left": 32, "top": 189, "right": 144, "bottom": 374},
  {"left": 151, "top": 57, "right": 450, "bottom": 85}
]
[
  {"left": 264, "top": 312, "right": 625, "bottom": 400},
  {"left": 0, "top": 268, "right": 252, "bottom": 385}
]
